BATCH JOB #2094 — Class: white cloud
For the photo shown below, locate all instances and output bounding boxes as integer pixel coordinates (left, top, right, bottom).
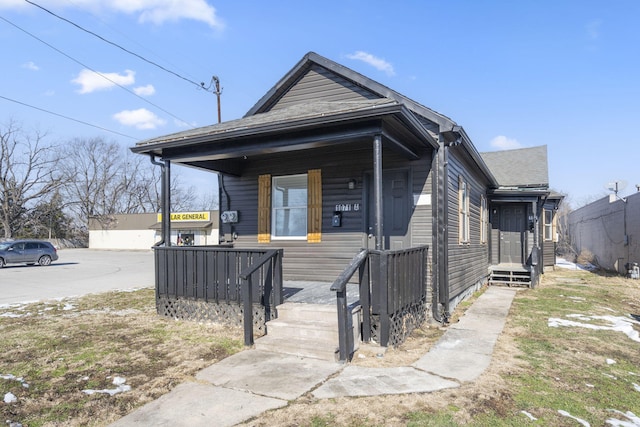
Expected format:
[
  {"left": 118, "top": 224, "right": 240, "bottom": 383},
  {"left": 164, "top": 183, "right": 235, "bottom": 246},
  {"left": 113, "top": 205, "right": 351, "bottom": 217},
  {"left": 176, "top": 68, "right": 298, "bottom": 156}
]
[
  {"left": 131, "top": 0, "right": 223, "bottom": 28},
  {"left": 134, "top": 84, "right": 155, "bottom": 96},
  {"left": 113, "top": 108, "right": 166, "bottom": 130},
  {"left": 0, "top": 0, "right": 223, "bottom": 29},
  {"left": 346, "top": 51, "right": 395, "bottom": 76},
  {"left": 72, "top": 69, "right": 135, "bottom": 94},
  {"left": 22, "top": 61, "right": 39, "bottom": 71},
  {"left": 490, "top": 135, "right": 523, "bottom": 150},
  {"left": 586, "top": 19, "right": 602, "bottom": 40}
]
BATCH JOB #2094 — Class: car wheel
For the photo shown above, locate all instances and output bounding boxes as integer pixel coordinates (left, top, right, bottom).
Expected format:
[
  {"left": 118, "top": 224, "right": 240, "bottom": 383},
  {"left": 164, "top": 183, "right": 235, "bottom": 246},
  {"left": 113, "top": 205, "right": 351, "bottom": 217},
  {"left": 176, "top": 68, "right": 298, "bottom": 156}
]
[{"left": 38, "top": 255, "right": 52, "bottom": 266}]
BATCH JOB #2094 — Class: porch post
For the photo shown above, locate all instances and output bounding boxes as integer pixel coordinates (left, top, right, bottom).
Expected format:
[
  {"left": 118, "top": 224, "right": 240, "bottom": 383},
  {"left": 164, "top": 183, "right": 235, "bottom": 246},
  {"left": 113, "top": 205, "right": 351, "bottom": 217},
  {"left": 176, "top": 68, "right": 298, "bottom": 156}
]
[
  {"left": 162, "top": 160, "right": 172, "bottom": 246},
  {"left": 373, "top": 134, "right": 384, "bottom": 250},
  {"left": 435, "top": 134, "right": 450, "bottom": 320}
]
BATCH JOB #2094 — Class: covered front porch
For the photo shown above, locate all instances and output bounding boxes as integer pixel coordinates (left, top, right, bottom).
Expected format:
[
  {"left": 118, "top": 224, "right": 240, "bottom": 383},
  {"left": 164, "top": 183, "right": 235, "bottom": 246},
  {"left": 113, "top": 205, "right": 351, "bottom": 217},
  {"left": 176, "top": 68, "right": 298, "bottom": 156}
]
[
  {"left": 130, "top": 54, "right": 446, "bottom": 361},
  {"left": 153, "top": 245, "right": 429, "bottom": 361}
]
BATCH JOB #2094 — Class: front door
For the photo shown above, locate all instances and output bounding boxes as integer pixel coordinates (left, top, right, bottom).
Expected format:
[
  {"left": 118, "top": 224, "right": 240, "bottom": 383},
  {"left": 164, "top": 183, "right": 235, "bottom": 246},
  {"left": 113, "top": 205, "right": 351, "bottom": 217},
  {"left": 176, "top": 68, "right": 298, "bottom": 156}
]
[
  {"left": 499, "top": 205, "right": 525, "bottom": 264},
  {"left": 367, "top": 169, "right": 410, "bottom": 250}
]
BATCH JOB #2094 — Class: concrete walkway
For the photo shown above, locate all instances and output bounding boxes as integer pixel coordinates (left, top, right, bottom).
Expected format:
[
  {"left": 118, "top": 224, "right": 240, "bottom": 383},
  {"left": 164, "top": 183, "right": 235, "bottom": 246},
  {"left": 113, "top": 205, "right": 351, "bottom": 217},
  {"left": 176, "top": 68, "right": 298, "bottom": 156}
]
[{"left": 109, "top": 286, "right": 517, "bottom": 426}]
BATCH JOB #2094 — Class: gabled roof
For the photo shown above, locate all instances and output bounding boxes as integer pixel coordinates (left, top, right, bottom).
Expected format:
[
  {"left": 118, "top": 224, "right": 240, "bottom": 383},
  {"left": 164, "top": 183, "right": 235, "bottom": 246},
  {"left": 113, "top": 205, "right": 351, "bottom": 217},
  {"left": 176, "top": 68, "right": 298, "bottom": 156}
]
[
  {"left": 131, "top": 52, "right": 502, "bottom": 186},
  {"left": 480, "top": 145, "right": 549, "bottom": 188},
  {"left": 246, "top": 52, "right": 458, "bottom": 132}
]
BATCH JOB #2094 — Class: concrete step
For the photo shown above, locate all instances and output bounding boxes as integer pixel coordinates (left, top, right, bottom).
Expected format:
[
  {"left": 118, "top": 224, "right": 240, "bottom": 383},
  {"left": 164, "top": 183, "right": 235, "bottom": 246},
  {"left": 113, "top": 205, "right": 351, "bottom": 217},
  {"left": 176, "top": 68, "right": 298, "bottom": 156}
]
[
  {"left": 267, "top": 318, "right": 339, "bottom": 342},
  {"left": 275, "top": 302, "right": 337, "bottom": 323},
  {"left": 254, "top": 335, "right": 339, "bottom": 361},
  {"left": 256, "top": 302, "right": 361, "bottom": 362}
]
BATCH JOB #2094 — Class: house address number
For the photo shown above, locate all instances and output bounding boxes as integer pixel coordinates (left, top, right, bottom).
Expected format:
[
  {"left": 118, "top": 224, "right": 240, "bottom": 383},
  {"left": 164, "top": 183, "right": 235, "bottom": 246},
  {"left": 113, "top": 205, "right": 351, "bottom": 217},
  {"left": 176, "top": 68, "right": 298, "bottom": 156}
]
[{"left": 335, "top": 203, "right": 360, "bottom": 212}]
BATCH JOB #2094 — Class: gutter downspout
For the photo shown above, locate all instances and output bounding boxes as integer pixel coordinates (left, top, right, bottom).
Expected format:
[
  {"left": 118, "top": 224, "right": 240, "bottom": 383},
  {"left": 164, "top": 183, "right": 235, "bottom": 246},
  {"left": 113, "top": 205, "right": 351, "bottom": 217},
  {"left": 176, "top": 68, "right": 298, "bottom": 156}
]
[
  {"left": 373, "top": 134, "right": 384, "bottom": 250},
  {"left": 149, "top": 155, "right": 171, "bottom": 247},
  {"left": 432, "top": 134, "right": 450, "bottom": 323}
]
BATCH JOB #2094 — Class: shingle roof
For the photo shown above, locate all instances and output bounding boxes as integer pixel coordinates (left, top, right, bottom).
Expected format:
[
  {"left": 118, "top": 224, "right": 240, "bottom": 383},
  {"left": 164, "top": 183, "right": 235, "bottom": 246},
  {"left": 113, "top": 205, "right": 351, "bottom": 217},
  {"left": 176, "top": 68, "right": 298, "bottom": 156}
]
[
  {"left": 480, "top": 145, "right": 548, "bottom": 188},
  {"left": 135, "top": 99, "right": 397, "bottom": 147}
]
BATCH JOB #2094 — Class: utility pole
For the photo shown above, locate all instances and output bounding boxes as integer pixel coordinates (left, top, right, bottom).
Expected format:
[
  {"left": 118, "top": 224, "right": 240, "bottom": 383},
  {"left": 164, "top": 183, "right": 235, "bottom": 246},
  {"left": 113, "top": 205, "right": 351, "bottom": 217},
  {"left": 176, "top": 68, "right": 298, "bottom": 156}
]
[{"left": 202, "top": 76, "right": 223, "bottom": 123}]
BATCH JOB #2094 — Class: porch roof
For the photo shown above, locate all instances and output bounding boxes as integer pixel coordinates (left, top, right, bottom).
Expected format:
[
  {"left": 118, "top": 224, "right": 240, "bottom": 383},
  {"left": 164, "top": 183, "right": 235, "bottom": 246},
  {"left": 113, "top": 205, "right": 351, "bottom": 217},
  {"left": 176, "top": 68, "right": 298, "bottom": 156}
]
[{"left": 132, "top": 99, "right": 437, "bottom": 175}]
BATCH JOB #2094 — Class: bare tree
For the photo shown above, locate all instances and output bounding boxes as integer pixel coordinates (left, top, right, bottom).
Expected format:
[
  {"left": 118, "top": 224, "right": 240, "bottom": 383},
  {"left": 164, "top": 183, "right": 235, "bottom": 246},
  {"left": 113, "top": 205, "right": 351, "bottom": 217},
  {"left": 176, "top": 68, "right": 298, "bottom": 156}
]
[
  {"left": 60, "top": 137, "right": 124, "bottom": 227},
  {"left": 60, "top": 137, "right": 199, "bottom": 228},
  {"left": 554, "top": 191, "right": 575, "bottom": 260},
  {"left": 0, "top": 120, "right": 64, "bottom": 238}
]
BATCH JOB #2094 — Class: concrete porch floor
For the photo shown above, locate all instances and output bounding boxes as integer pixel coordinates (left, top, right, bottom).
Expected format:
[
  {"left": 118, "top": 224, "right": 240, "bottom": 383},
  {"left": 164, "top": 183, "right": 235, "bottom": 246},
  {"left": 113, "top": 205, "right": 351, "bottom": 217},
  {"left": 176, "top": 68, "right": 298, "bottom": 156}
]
[{"left": 282, "top": 280, "right": 360, "bottom": 305}]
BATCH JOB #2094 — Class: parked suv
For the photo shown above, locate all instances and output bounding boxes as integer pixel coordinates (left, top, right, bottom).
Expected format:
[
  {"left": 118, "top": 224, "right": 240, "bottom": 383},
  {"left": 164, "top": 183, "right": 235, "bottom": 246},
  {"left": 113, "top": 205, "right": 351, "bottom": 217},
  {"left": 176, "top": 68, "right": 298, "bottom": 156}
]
[{"left": 0, "top": 240, "right": 59, "bottom": 268}]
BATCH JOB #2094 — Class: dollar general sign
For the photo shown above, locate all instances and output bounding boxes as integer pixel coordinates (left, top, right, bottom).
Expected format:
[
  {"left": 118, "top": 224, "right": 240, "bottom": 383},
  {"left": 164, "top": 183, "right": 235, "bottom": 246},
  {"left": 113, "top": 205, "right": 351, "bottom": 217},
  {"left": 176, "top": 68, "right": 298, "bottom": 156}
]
[{"left": 157, "top": 211, "right": 210, "bottom": 222}]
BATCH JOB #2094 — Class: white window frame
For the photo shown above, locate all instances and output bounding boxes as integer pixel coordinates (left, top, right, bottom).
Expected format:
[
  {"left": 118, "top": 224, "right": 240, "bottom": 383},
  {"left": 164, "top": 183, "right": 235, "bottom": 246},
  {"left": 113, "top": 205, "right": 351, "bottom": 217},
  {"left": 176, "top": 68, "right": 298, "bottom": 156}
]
[
  {"left": 480, "top": 194, "right": 488, "bottom": 244},
  {"left": 271, "top": 173, "right": 308, "bottom": 240},
  {"left": 543, "top": 209, "right": 553, "bottom": 241},
  {"left": 459, "top": 176, "right": 470, "bottom": 244}
]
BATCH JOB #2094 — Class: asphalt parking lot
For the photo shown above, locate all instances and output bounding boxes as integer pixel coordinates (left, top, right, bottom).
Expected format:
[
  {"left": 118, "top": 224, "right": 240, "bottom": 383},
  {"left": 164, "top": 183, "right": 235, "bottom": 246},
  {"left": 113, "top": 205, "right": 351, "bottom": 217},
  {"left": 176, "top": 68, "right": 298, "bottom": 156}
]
[{"left": 0, "top": 249, "right": 154, "bottom": 306}]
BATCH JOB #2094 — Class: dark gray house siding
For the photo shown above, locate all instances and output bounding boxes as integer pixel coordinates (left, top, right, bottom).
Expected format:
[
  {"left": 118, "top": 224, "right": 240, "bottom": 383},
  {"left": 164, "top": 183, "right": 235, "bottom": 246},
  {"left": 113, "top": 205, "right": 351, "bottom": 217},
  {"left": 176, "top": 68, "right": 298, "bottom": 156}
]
[
  {"left": 222, "top": 141, "right": 433, "bottom": 282},
  {"left": 446, "top": 147, "right": 491, "bottom": 300},
  {"left": 269, "top": 64, "right": 378, "bottom": 110}
]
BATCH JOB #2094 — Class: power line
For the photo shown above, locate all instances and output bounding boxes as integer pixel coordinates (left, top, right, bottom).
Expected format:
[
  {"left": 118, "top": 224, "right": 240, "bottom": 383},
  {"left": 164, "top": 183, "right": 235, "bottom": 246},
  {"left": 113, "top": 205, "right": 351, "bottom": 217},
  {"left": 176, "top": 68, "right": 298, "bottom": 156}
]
[
  {"left": 0, "top": 15, "right": 194, "bottom": 128},
  {"left": 0, "top": 94, "right": 137, "bottom": 140},
  {"left": 24, "top": 0, "right": 214, "bottom": 92},
  {"left": 65, "top": 0, "right": 203, "bottom": 86}
]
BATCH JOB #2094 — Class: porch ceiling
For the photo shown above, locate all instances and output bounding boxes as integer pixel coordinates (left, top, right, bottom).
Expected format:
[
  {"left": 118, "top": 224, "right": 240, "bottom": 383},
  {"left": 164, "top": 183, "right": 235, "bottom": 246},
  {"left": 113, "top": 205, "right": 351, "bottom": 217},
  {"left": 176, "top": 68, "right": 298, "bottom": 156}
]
[{"left": 131, "top": 100, "right": 436, "bottom": 175}]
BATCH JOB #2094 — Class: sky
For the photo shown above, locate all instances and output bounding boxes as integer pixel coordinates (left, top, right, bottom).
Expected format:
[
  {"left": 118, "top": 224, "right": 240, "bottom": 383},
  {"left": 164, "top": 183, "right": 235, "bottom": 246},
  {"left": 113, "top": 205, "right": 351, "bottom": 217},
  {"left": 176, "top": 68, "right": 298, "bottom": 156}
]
[{"left": 1, "top": 0, "right": 639, "bottom": 208}]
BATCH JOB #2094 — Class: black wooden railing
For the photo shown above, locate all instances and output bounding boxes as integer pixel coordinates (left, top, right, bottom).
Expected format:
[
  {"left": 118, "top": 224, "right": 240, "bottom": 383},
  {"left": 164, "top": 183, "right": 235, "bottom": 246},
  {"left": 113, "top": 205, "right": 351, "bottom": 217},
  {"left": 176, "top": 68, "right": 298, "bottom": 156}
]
[
  {"left": 331, "top": 246, "right": 429, "bottom": 362},
  {"left": 153, "top": 246, "right": 283, "bottom": 346},
  {"left": 330, "top": 249, "right": 369, "bottom": 362}
]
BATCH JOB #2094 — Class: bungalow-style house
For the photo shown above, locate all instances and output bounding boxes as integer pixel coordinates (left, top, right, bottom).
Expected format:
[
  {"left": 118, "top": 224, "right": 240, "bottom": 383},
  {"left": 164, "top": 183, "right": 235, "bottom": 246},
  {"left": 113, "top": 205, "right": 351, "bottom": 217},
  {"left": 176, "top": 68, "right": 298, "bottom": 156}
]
[{"left": 131, "top": 52, "right": 559, "bottom": 360}]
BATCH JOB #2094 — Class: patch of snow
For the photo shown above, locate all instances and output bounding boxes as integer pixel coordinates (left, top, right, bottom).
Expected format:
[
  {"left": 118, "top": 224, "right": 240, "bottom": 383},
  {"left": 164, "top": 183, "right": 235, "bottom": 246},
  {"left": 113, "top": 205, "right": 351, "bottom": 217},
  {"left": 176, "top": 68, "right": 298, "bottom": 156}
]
[
  {"left": 556, "top": 258, "right": 597, "bottom": 271},
  {"left": 1, "top": 374, "right": 29, "bottom": 389},
  {"left": 586, "top": 383, "right": 595, "bottom": 388},
  {"left": 82, "top": 376, "right": 131, "bottom": 396},
  {"left": 0, "top": 312, "right": 25, "bottom": 318},
  {"left": 4, "top": 392, "right": 17, "bottom": 403},
  {"left": 62, "top": 303, "right": 75, "bottom": 311},
  {"left": 558, "top": 409, "right": 590, "bottom": 426},
  {"left": 633, "top": 383, "right": 640, "bottom": 392},
  {"left": 607, "top": 359, "right": 617, "bottom": 365},
  {"left": 606, "top": 410, "right": 640, "bottom": 426},
  {"left": 604, "top": 373, "right": 618, "bottom": 380},
  {"left": 521, "top": 410, "right": 537, "bottom": 421},
  {"left": 548, "top": 314, "right": 640, "bottom": 343}
]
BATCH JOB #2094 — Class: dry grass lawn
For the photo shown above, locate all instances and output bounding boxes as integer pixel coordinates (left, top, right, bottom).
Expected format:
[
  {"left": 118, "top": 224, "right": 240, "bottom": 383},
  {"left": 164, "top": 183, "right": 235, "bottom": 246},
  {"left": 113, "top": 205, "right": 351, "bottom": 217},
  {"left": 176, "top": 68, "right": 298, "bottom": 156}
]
[{"left": 1, "top": 267, "right": 639, "bottom": 426}]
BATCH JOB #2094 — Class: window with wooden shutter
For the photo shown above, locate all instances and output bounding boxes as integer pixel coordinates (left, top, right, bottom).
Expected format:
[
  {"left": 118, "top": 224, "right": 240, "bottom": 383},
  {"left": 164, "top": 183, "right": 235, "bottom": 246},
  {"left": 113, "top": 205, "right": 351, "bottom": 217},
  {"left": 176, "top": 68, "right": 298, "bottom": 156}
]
[
  {"left": 259, "top": 170, "right": 322, "bottom": 243},
  {"left": 307, "top": 169, "right": 322, "bottom": 243},
  {"left": 258, "top": 174, "right": 271, "bottom": 243}
]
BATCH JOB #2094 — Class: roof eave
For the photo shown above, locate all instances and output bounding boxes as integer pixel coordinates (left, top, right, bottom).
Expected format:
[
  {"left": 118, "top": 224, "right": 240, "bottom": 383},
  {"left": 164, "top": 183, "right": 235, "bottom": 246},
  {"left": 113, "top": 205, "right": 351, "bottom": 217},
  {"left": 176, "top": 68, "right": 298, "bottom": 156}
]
[{"left": 131, "top": 102, "right": 436, "bottom": 156}]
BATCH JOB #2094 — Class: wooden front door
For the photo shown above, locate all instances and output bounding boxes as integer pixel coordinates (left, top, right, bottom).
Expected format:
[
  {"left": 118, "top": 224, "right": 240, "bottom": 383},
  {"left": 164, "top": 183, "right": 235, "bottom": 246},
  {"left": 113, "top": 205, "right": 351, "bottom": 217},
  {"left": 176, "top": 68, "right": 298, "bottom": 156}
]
[
  {"left": 499, "top": 205, "right": 525, "bottom": 264},
  {"left": 367, "top": 169, "right": 410, "bottom": 250}
]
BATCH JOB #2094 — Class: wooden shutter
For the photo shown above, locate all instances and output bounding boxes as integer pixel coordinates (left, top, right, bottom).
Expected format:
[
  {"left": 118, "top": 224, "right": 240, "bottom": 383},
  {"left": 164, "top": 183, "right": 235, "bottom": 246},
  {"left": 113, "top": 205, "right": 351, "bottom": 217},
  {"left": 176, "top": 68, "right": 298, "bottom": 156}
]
[
  {"left": 258, "top": 174, "right": 271, "bottom": 243},
  {"left": 552, "top": 211, "right": 558, "bottom": 243},
  {"left": 307, "top": 169, "right": 322, "bottom": 243}
]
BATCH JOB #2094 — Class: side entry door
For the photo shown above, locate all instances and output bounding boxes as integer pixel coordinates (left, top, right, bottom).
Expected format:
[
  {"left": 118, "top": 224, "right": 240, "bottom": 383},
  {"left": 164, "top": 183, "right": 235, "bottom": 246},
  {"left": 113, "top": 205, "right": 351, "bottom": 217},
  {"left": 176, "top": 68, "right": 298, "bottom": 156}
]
[{"left": 499, "top": 205, "right": 525, "bottom": 264}]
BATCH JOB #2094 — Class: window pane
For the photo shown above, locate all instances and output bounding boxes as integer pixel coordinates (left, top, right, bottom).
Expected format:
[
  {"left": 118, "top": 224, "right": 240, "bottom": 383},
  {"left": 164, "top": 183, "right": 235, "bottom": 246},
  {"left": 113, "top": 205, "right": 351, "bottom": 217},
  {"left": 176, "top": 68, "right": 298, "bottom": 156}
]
[
  {"left": 274, "top": 208, "right": 307, "bottom": 236},
  {"left": 272, "top": 174, "right": 308, "bottom": 237},
  {"left": 273, "top": 175, "right": 307, "bottom": 208}
]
